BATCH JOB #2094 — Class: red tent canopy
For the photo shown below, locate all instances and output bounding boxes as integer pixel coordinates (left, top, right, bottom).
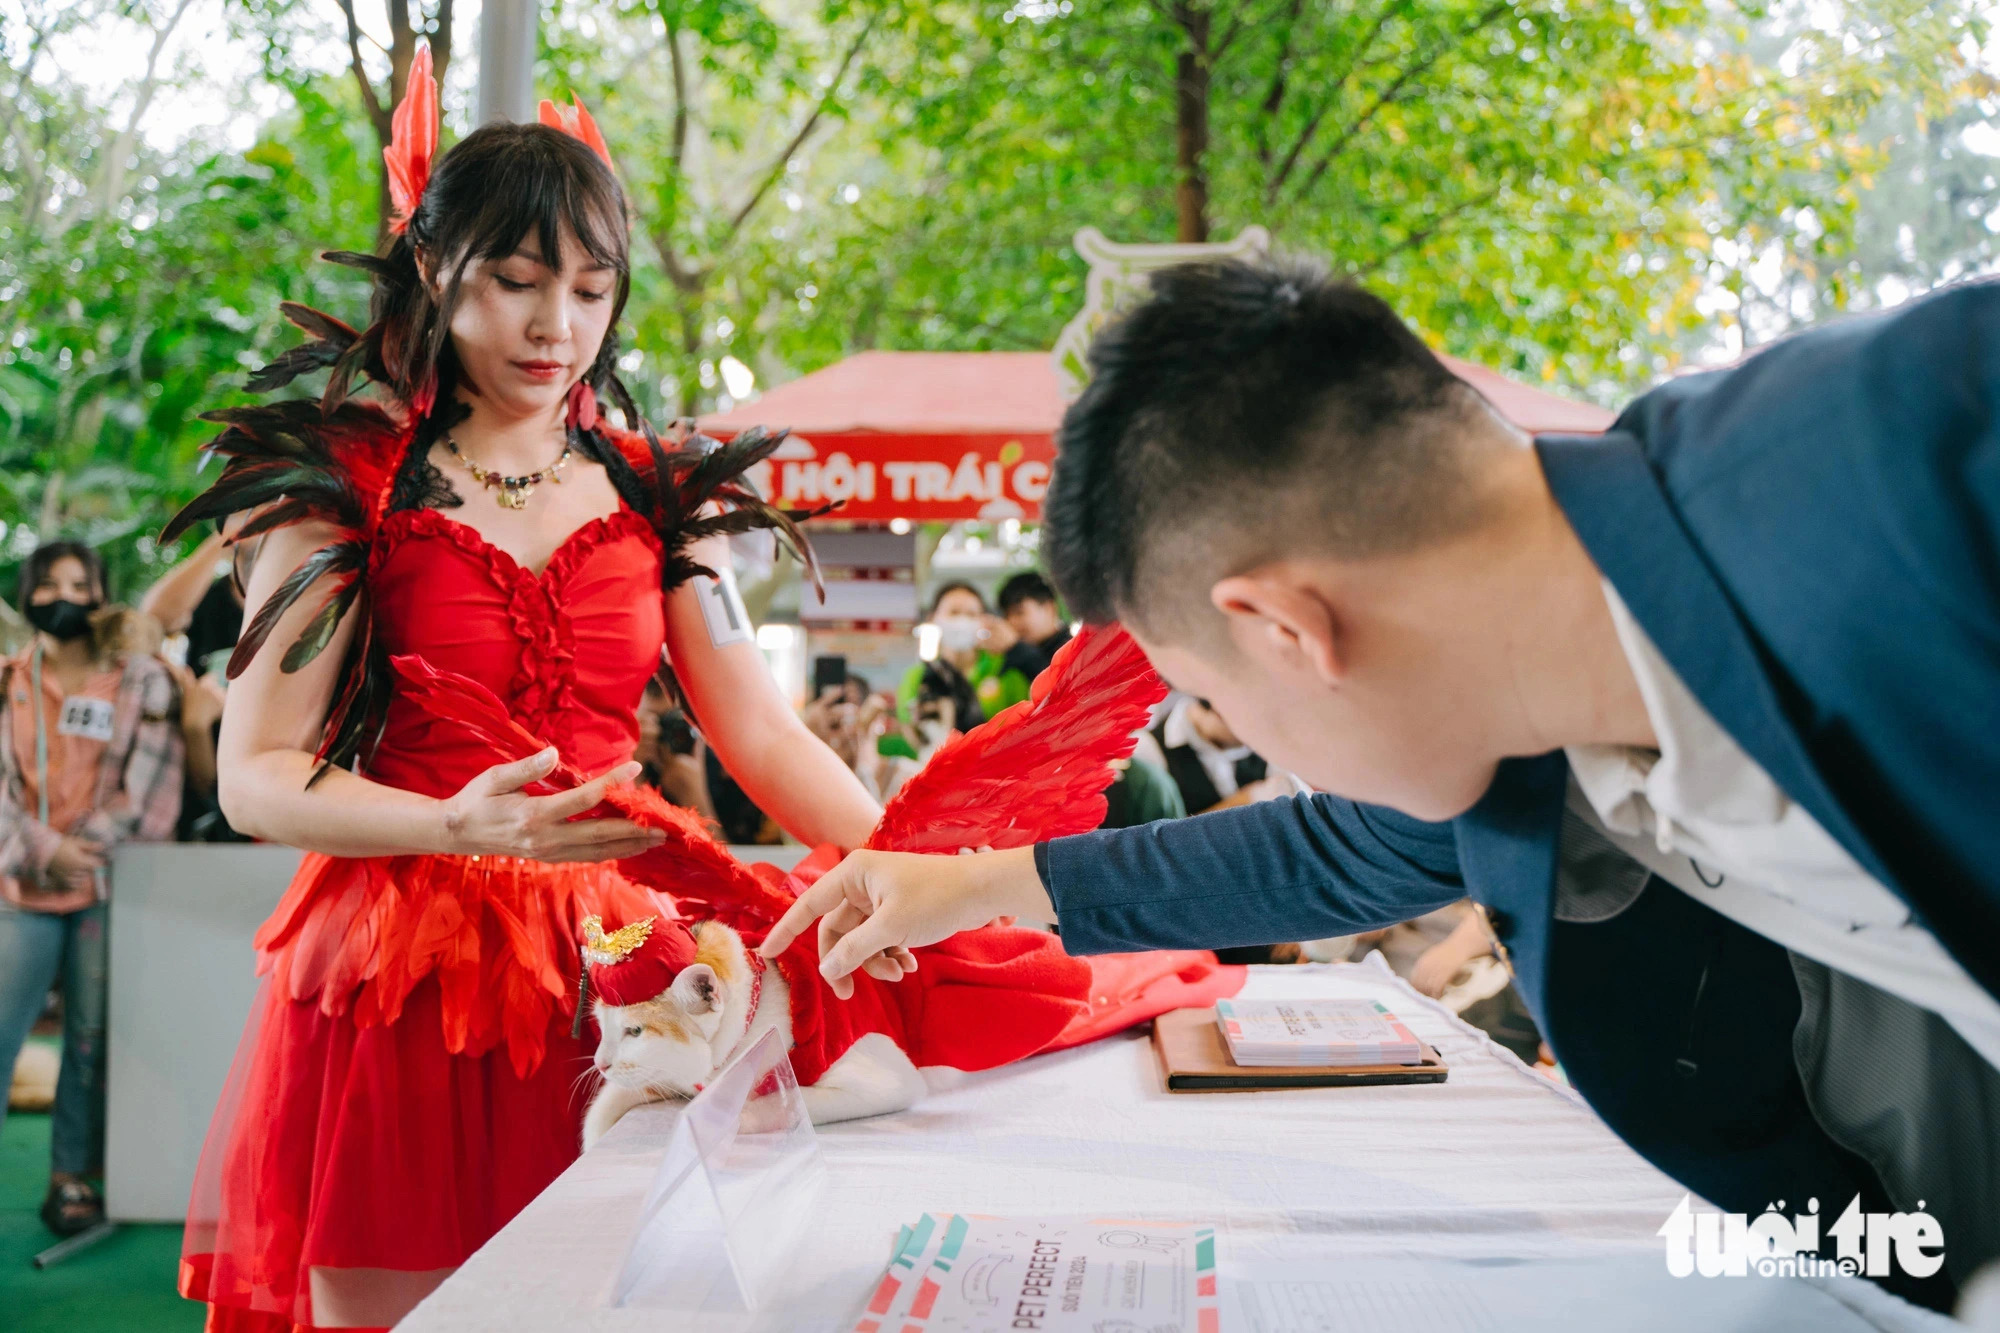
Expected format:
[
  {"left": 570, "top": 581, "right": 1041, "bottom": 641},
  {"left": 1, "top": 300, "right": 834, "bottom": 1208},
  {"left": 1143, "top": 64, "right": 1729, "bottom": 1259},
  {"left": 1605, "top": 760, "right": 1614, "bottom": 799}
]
[{"left": 702, "top": 349, "right": 1610, "bottom": 523}]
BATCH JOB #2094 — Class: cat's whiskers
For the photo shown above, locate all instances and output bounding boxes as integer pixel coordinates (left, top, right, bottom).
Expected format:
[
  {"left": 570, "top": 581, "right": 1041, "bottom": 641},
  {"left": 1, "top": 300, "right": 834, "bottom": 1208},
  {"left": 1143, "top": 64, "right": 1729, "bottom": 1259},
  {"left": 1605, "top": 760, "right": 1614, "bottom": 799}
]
[{"left": 568, "top": 1063, "right": 605, "bottom": 1103}]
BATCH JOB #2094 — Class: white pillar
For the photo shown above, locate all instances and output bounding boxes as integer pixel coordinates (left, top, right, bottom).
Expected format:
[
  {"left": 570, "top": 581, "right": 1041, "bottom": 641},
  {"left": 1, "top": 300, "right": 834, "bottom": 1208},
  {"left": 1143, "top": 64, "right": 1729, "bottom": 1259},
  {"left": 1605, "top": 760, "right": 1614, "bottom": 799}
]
[{"left": 477, "top": 0, "right": 538, "bottom": 125}]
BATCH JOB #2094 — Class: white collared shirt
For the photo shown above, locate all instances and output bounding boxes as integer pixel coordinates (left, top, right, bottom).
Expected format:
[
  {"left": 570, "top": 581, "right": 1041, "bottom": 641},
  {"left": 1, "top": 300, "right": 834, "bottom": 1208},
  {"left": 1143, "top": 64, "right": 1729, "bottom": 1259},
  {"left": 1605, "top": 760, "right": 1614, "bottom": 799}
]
[
  {"left": 1563, "top": 582, "right": 2000, "bottom": 1072},
  {"left": 1161, "top": 695, "right": 1256, "bottom": 802}
]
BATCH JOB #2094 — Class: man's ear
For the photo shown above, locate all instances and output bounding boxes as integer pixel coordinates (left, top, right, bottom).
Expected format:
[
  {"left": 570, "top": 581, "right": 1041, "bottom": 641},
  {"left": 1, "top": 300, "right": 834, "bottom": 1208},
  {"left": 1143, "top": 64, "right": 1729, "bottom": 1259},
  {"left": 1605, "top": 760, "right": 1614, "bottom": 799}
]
[
  {"left": 671, "top": 964, "right": 721, "bottom": 1015},
  {"left": 1210, "top": 569, "right": 1344, "bottom": 686}
]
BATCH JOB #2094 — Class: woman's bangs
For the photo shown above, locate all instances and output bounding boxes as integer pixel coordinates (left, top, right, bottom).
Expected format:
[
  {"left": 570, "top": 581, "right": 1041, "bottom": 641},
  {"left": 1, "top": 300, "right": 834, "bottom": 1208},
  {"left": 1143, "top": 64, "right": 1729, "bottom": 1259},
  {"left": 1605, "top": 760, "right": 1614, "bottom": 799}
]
[
  {"left": 563, "top": 171, "right": 629, "bottom": 273},
  {"left": 461, "top": 149, "right": 627, "bottom": 276}
]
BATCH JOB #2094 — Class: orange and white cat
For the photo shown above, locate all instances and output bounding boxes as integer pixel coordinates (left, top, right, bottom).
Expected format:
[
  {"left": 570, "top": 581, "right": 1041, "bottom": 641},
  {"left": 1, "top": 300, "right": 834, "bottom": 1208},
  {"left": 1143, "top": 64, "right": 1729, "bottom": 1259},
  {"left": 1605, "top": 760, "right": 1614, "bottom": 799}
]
[{"left": 582, "top": 920, "right": 926, "bottom": 1148}]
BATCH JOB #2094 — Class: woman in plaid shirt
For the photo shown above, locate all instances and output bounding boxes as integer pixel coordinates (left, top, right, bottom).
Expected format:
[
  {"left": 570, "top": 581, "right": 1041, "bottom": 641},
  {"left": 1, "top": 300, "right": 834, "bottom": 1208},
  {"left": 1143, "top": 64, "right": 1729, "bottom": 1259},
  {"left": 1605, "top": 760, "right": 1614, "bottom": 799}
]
[{"left": 0, "top": 540, "right": 185, "bottom": 1236}]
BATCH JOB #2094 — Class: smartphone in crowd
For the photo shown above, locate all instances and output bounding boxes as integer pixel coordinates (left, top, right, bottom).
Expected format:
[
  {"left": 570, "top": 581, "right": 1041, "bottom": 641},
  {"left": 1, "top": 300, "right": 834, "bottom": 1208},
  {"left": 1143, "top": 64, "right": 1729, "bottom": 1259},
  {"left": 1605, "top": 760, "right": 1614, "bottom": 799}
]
[{"left": 812, "top": 654, "right": 848, "bottom": 701}]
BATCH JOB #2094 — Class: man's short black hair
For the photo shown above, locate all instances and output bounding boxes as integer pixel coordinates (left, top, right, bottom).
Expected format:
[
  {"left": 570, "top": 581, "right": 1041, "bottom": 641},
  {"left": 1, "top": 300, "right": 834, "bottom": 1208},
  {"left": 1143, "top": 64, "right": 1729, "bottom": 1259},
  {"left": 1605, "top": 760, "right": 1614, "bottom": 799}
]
[
  {"left": 996, "top": 570, "right": 1058, "bottom": 614},
  {"left": 1044, "top": 256, "right": 1500, "bottom": 642}
]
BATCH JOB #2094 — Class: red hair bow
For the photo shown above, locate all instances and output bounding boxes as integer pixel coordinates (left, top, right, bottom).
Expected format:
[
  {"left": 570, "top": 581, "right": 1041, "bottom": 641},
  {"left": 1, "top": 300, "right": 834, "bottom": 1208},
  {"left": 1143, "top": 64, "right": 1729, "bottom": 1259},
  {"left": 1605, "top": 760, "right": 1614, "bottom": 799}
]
[
  {"left": 538, "top": 95, "right": 615, "bottom": 171},
  {"left": 383, "top": 44, "right": 438, "bottom": 236}
]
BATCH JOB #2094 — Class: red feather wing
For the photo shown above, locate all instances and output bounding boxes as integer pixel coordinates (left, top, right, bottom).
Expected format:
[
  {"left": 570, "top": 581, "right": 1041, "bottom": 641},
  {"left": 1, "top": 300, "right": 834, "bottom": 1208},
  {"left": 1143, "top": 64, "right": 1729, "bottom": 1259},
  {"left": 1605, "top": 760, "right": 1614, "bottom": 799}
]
[
  {"left": 386, "top": 655, "right": 585, "bottom": 791},
  {"left": 604, "top": 786, "right": 800, "bottom": 936},
  {"left": 867, "top": 623, "right": 1166, "bottom": 853},
  {"left": 383, "top": 654, "right": 793, "bottom": 928}
]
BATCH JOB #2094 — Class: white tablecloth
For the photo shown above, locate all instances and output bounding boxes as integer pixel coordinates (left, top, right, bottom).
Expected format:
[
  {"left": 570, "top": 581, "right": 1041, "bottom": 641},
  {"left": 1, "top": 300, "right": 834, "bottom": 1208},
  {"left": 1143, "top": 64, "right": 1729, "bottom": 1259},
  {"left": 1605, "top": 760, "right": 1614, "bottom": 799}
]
[{"left": 402, "top": 959, "right": 1950, "bottom": 1331}]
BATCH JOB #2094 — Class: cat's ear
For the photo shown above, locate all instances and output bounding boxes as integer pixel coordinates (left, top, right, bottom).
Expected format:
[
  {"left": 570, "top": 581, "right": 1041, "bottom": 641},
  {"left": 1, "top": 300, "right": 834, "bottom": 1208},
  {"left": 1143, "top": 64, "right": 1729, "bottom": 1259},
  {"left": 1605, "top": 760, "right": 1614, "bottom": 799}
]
[{"left": 672, "top": 964, "right": 721, "bottom": 1015}]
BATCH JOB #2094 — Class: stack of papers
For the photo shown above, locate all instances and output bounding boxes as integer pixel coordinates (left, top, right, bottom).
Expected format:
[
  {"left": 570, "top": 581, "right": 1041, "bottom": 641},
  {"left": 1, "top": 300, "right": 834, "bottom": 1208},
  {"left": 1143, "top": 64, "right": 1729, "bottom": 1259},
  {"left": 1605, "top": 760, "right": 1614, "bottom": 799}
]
[
  {"left": 854, "top": 1214, "right": 1219, "bottom": 1333},
  {"left": 1215, "top": 998, "right": 1424, "bottom": 1067}
]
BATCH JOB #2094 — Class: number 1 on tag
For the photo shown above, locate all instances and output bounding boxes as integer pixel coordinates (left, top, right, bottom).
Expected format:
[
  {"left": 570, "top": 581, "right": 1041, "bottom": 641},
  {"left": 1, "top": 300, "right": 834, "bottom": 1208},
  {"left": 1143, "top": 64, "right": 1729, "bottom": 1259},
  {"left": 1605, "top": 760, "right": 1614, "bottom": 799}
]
[{"left": 697, "top": 570, "right": 754, "bottom": 648}]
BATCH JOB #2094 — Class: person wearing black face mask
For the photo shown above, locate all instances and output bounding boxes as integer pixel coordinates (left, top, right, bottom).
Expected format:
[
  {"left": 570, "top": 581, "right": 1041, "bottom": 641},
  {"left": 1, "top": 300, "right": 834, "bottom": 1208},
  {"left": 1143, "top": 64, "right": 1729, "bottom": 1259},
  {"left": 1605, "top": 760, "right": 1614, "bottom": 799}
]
[
  {"left": 0, "top": 541, "right": 185, "bottom": 1237},
  {"left": 24, "top": 595, "right": 97, "bottom": 642}
]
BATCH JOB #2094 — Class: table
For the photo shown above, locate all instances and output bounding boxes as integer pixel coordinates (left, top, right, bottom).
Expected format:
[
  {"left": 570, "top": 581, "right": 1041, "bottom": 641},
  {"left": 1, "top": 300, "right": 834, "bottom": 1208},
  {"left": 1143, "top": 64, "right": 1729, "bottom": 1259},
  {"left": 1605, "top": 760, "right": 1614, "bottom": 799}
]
[
  {"left": 403, "top": 959, "right": 1950, "bottom": 1331},
  {"left": 105, "top": 843, "right": 299, "bottom": 1221}
]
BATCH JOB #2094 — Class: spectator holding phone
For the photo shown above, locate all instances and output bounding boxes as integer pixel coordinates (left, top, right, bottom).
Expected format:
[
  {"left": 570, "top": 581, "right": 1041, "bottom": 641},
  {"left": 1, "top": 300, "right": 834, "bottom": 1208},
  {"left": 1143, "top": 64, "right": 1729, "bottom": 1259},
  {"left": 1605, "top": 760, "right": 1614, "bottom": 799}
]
[
  {"left": 0, "top": 540, "right": 185, "bottom": 1235},
  {"left": 139, "top": 530, "right": 244, "bottom": 841},
  {"left": 898, "top": 582, "right": 1031, "bottom": 732}
]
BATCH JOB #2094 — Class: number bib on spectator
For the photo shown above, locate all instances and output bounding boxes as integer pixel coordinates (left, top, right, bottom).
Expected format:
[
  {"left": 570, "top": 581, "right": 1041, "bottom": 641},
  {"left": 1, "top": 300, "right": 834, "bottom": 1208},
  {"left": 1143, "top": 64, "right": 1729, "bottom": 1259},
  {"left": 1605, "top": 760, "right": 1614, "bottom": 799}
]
[{"left": 57, "top": 695, "right": 116, "bottom": 743}]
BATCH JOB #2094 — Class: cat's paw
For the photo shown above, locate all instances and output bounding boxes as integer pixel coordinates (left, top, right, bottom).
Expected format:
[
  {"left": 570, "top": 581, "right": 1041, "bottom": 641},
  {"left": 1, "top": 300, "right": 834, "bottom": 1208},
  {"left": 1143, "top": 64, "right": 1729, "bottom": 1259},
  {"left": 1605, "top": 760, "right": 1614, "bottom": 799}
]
[
  {"left": 582, "top": 1081, "right": 661, "bottom": 1150},
  {"left": 800, "top": 1033, "right": 926, "bottom": 1125}
]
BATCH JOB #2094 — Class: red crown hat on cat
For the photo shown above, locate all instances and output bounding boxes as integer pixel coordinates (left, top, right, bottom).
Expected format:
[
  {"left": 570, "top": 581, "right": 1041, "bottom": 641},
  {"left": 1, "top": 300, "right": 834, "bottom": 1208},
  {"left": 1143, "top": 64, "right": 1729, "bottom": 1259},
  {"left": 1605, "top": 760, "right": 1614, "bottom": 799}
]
[
  {"left": 383, "top": 44, "right": 617, "bottom": 237},
  {"left": 581, "top": 915, "right": 698, "bottom": 1007}
]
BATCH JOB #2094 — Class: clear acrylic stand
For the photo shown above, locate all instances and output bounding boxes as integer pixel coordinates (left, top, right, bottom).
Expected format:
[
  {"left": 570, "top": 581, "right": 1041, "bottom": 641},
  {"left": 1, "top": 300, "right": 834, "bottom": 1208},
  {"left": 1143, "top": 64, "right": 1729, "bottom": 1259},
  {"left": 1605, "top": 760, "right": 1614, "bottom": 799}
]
[{"left": 607, "top": 1028, "right": 827, "bottom": 1313}]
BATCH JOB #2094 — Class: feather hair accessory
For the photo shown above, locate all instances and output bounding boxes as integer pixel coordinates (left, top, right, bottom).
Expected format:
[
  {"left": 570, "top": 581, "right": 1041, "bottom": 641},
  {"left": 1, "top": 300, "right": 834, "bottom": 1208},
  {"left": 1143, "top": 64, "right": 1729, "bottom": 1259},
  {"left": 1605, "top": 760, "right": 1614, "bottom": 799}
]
[
  {"left": 384, "top": 45, "right": 438, "bottom": 236},
  {"left": 538, "top": 95, "right": 615, "bottom": 171},
  {"left": 165, "top": 43, "right": 824, "bottom": 790}
]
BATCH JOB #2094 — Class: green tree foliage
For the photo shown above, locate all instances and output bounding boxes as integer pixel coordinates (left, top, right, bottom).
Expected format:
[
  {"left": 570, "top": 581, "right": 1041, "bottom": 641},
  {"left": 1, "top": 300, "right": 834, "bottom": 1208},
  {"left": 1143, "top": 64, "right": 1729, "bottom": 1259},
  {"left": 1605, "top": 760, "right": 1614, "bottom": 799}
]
[
  {"left": 763, "top": 0, "right": 1990, "bottom": 395},
  {"left": 0, "top": 0, "right": 1992, "bottom": 604},
  {"left": 539, "top": 0, "right": 887, "bottom": 417},
  {"left": 1, "top": 0, "right": 378, "bottom": 600}
]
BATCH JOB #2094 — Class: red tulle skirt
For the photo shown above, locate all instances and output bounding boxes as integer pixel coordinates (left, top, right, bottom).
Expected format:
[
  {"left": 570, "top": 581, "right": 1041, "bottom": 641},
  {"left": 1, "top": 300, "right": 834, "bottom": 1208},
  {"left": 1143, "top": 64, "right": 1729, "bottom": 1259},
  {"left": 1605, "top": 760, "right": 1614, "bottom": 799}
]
[{"left": 181, "top": 851, "right": 671, "bottom": 1332}]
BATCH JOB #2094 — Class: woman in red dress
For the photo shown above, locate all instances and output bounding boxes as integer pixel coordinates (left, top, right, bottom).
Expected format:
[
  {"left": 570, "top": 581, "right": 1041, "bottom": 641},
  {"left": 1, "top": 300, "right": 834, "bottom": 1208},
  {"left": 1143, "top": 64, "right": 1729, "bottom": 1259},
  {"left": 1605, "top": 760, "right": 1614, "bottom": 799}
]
[{"left": 174, "top": 55, "right": 882, "bottom": 1331}]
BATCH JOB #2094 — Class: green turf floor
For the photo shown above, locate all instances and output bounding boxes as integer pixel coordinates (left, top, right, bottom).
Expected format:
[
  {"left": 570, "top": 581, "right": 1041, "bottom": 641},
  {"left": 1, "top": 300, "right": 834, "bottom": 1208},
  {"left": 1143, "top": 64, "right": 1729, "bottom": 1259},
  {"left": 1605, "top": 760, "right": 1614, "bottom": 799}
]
[{"left": 0, "top": 1109, "right": 204, "bottom": 1333}]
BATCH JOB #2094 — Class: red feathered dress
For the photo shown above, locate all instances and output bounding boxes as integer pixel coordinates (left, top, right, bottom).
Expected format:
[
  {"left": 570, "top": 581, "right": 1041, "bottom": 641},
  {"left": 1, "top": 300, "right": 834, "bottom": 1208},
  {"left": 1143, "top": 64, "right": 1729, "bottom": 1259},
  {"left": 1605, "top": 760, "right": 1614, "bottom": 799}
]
[
  {"left": 180, "top": 494, "right": 678, "bottom": 1332},
  {"left": 392, "top": 631, "right": 1249, "bottom": 1094}
]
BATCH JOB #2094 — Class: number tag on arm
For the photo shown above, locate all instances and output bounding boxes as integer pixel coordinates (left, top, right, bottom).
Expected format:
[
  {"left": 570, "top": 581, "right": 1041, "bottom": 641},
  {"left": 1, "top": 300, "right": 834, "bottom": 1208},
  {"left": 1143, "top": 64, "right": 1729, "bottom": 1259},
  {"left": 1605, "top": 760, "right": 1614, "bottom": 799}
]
[
  {"left": 57, "top": 696, "right": 116, "bottom": 742},
  {"left": 695, "top": 570, "right": 754, "bottom": 649}
]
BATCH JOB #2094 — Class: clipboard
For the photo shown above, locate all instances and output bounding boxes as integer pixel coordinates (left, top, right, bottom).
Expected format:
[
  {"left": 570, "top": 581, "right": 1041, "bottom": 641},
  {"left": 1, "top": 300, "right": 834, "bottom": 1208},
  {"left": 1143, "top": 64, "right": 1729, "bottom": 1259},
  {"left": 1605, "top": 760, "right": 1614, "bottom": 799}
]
[{"left": 1151, "top": 1007, "right": 1449, "bottom": 1093}]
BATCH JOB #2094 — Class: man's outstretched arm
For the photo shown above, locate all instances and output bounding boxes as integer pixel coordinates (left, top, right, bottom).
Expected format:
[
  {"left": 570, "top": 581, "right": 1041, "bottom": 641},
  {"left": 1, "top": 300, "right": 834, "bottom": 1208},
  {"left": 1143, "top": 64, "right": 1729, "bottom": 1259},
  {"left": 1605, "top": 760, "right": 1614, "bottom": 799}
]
[{"left": 763, "top": 793, "right": 1466, "bottom": 996}]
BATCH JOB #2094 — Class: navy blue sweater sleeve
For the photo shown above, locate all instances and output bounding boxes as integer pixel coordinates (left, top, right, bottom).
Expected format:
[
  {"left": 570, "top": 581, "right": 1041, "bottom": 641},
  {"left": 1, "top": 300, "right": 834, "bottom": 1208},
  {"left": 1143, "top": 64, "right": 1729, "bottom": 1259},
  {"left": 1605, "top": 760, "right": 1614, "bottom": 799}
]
[{"left": 1035, "top": 793, "right": 1466, "bottom": 955}]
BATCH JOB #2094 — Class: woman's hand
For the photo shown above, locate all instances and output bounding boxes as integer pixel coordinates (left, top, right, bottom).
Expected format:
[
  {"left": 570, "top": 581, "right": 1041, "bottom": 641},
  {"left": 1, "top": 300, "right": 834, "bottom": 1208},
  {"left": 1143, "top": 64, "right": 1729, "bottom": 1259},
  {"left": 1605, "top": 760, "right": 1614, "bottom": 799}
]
[
  {"left": 45, "top": 835, "right": 106, "bottom": 892},
  {"left": 437, "top": 749, "right": 667, "bottom": 862}
]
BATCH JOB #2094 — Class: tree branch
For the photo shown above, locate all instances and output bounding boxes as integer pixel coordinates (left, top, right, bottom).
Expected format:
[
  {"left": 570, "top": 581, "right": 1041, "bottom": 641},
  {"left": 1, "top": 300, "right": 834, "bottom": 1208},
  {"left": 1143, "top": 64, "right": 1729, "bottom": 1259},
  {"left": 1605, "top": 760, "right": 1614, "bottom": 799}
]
[
  {"left": 1213, "top": 10, "right": 1249, "bottom": 61},
  {"left": 1251, "top": 0, "right": 1306, "bottom": 164},
  {"left": 1289, "top": 0, "right": 1510, "bottom": 206},
  {"left": 335, "top": 0, "right": 389, "bottom": 140},
  {"left": 387, "top": 0, "right": 414, "bottom": 126},
  {"left": 644, "top": 12, "right": 706, "bottom": 295},
  {"left": 0, "top": 12, "right": 54, "bottom": 151},
  {"left": 649, "top": 220, "right": 709, "bottom": 294},
  {"left": 432, "top": 0, "right": 455, "bottom": 88},
  {"left": 1264, "top": 0, "right": 1405, "bottom": 202},
  {"left": 666, "top": 14, "right": 689, "bottom": 175},
  {"left": 1356, "top": 181, "right": 1505, "bottom": 273},
  {"left": 91, "top": 0, "right": 198, "bottom": 215},
  {"left": 725, "top": 10, "right": 879, "bottom": 237}
]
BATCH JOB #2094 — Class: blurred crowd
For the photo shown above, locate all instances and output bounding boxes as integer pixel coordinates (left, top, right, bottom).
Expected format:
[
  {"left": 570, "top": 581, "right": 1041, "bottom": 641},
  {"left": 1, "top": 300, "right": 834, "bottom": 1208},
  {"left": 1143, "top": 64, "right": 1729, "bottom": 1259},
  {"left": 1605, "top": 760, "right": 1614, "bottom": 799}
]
[{"left": 1, "top": 534, "right": 1547, "bottom": 1242}]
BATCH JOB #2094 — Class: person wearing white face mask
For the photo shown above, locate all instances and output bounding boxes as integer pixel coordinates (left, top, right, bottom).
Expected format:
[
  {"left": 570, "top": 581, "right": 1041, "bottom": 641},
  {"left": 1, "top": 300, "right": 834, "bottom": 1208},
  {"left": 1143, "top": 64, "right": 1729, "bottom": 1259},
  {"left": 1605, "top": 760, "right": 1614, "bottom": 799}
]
[{"left": 896, "top": 582, "right": 1032, "bottom": 733}]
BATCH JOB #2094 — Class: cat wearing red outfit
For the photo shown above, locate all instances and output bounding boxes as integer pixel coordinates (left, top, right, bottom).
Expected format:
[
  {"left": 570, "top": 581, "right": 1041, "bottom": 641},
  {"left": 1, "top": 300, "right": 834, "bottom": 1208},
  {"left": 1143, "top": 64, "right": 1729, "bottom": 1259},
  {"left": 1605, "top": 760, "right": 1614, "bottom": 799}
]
[
  {"left": 379, "top": 630, "right": 1247, "bottom": 1141},
  {"left": 172, "top": 51, "right": 885, "bottom": 1333}
]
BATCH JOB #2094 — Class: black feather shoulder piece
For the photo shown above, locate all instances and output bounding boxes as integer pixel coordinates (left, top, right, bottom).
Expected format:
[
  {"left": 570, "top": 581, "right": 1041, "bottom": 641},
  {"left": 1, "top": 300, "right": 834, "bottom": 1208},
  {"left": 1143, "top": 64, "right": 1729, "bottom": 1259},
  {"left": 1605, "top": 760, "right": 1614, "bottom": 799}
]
[
  {"left": 169, "top": 286, "right": 834, "bottom": 787},
  {"left": 600, "top": 423, "right": 830, "bottom": 600},
  {"left": 162, "top": 299, "right": 414, "bottom": 784}
]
